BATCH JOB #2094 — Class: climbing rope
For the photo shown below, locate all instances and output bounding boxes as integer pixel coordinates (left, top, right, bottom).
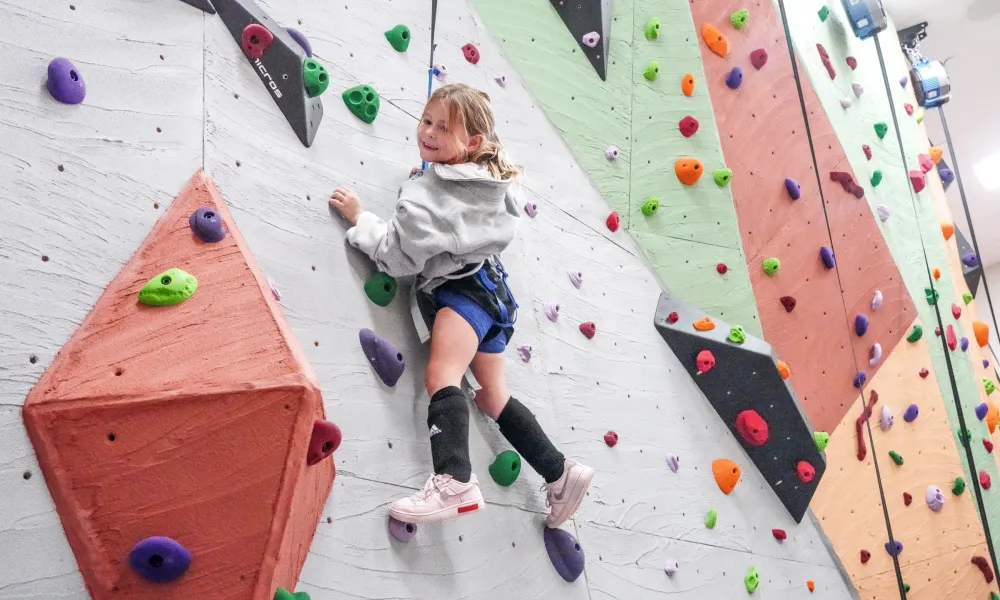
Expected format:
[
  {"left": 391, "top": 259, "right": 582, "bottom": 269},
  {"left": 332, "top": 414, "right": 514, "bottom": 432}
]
[{"left": 422, "top": 0, "right": 439, "bottom": 172}]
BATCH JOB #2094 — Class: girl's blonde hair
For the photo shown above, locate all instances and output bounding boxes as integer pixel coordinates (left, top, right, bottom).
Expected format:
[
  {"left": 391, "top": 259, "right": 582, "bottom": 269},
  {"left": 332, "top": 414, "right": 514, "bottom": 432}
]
[{"left": 426, "top": 83, "right": 521, "bottom": 180}]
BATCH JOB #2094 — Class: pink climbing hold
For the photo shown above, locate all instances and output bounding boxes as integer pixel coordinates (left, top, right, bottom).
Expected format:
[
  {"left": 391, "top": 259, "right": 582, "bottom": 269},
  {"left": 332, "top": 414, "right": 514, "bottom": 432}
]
[
  {"left": 735, "top": 409, "right": 769, "bottom": 446},
  {"left": 667, "top": 311, "right": 679, "bottom": 324},
  {"left": 918, "top": 154, "right": 933, "bottom": 174},
  {"left": 604, "top": 431, "right": 619, "bottom": 447},
  {"left": 981, "top": 470, "right": 992, "bottom": 490},
  {"left": 579, "top": 321, "right": 597, "bottom": 339},
  {"left": 904, "top": 103, "right": 914, "bottom": 116},
  {"left": 797, "top": 460, "right": 816, "bottom": 483},
  {"left": 462, "top": 43, "right": 480, "bottom": 64},
  {"left": 241, "top": 24, "right": 274, "bottom": 60},
  {"left": 544, "top": 302, "right": 560, "bottom": 322},
  {"left": 846, "top": 56, "right": 858, "bottom": 70},
  {"left": 696, "top": 350, "right": 716, "bottom": 374},
  {"left": 952, "top": 303, "right": 962, "bottom": 319},
  {"left": 568, "top": 270, "right": 583, "bottom": 289},
  {"left": 524, "top": 202, "right": 539, "bottom": 217},
  {"left": 517, "top": 344, "right": 532, "bottom": 362},
  {"left": 307, "top": 420, "right": 342, "bottom": 465},
  {"left": 750, "top": 48, "right": 768, "bottom": 70},
  {"left": 862, "top": 145, "right": 872, "bottom": 160},
  {"left": 816, "top": 43, "right": 835, "bottom": 79},
  {"left": 946, "top": 324, "right": 957, "bottom": 351},
  {"left": 910, "top": 170, "right": 926, "bottom": 193},
  {"left": 679, "top": 115, "right": 700, "bottom": 138},
  {"left": 606, "top": 211, "right": 620, "bottom": 232}
]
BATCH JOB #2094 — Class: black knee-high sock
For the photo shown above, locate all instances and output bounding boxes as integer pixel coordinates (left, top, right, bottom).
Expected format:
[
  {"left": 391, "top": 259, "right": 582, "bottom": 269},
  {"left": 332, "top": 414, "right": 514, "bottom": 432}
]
[
  {"left": 496, "top": 397, "right": 566, "bottom": 484},
  {"left": 427, "top": 386, "right": 472, "bottom": 483}
]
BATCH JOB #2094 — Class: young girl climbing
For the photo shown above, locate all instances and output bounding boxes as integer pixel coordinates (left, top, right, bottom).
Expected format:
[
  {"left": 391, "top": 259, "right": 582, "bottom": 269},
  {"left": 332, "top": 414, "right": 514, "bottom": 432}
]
[{"left": 329, "top": 83, "right": 594, "bottom": 528}]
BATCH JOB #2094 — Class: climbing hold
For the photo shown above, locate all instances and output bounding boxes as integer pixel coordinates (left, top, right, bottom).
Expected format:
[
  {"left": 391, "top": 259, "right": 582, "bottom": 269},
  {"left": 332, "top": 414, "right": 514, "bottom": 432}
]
[
  {"left": 919, "top": 368, "right": 929, "bottom": 378},
  {"left": 712, "top": 458, "right": 741, "bottom": 494},
  {"left": 462, "top": 42, "right": 480, "bottom": 64},
  {"left": 846, "top": 56, "right": 858, "bottom": 69},
  {"left": 796, "top": 460, "right": 816, "bottom": 483},
  {"left": 713, "top": 168, "right": 733, "bottom": 187},
  {"left": 643, "top": 61, "right": 659, "bottom": 81},
  {"left": 286, "top": 28, "right": 312, "bottom": 57},
  {"left": 820, "top": 246, "right": 836, "bottom": 269},
  {"left": 872, "top": 290, "right": 883, "bottom": 311},
  {"left": 818, "top": 5, "right": 830, "bottom": 21},
  {"left": 817, "top": 43, "right": 836, "bottom": 79},
  {"left": 728, "top": 325, "right": 746, "bottom": 344},
  {"left": 46, "top": 57, "right": 86, "bottom": 105},
  {"left": 953, "top": 476, "right": 966, "bottom": 495},
  {"left": 138, "top": 268, "right": 197, "bottom": 306},
  {"left": 988, "top": 438, "right": 997, "bottom": 453},
  {"left": 870, "top": 170, "right": 882, "bottom": 187},
  {"left": 926, "top": 485, "right": 946, "bottom": 511},
  {"left": 544, "top": 527, "right": 585, "bottom": 582},
  {"left": 682, "top": 73, "right": 695, "bottom": 96},
  {"left": 860, "top": 549, "right": 871, "bottom": 563},
  {"left": 388, "top": 517, "right": 417, "bottom": 542},
  {"left": 940, "top": 167, "right": 955, "bottom": 183},
  {"left": 880, "top": 405, "right": 894, "bottom": 431},
  {"left": 342, "top": 84, "right": 380, "bottom": 123},
  {"left": 906, "top": 324, "right": 923, "bottom": 343},
  {"left": 855, "top": 314, "right": 869, "bottom": 337},
  {"left": 663, "top": 558, "right": 679, "bottom": 575},
  {"left": 307, "top": 420, "right": 342, "bottom": 466},
  {"left": 952, "top": 303, "right": 962, "bottom": 319},
  {"left": 359, "top": 328, "right": 405, "bottom": 386},
  {"left": 963, "top": 291, "right": 974, "bottom": 304},
  {"left": 972, "top": 555, "right": 995, "bottom": 583},
  {"left": 888, "top": 450, "right": 903, "bottom": 465},
  {"left": 904, "top": 404, "right": 919, "bottom": 422},
  {"left": 524, "top": 202, "right": 538, "bottom": 218},
  {"left": 852, "top": 83, "right": 864, "bottom": 98},
  {"left": 776, "top": 360, "right": 790, "bottom": 379},
  {"left": 900, "top": 75, "right": 908, "bottom": 88},
  {"left": 915, "top": 108, "right": 925, "bottom": 123},
  {"left": 884, "top": 540, "right": 903, "bottom": 557},
  {"left": 581, "top": 31, "right": 600, "bottom": 47},
  {"left": 705, "top": 507, "right": 718, "bottom": 528},
  {"left": 645, "top": 17, "right": 661, "bottom": 40},
  {"left": 772, "top": 528, "right": 786, "bottom": 541},
  {"left": 666, "top": 312, "right": 679, "bottom": 324},
  {"left": 941, "top": 222, "right": 955, "bottom": 241},
  {"left": 730, "top": 8, "right": 749, "bottom": 29},
  {"left": 963, "top": 253, "right": 981, "bottom": 268},
  {"left": 717, "top": 263, "right": 729, "bottom": 275},
  {"left": 641, "top": 198, "right": 659, "bottom": 217},
  {"left": 807, "top": 580, "right": 815, "bottom": 592},
  {"left": 579, "top": 321, "right": 597, "bottom": 339},
  {"left": 780, "top": 296, "right": 796, "bottom": 312},
  {"left": 961, "top": 337, "right": 970, "bottom": 351},
  {"left": 814, "top": 431, "right": 830, "bottom": 451},
  {"left": 762, "top": 257, "right": 780, "bottom": 276},
  {"left": 840, "top": 97, "right": 853, "bottom": 109},
  {"left": 241, "top": 23, "right": 274, "bottom": 59},
  {"left": 784, "top": 178, "right": 802, "bottom": 200},
  {"left": 433, "top": 64, "right": 448, "bottom": 81},
  {"left": 869, "top": 343, "right": 882, "bottom": 367},
  {"left": 959, "top": 427, "right": 971, "bottom": 441},
  {"left": 568, "top": 270, "right": 583, "bottom": 289},
  {"left": 666, "top": 453, "right": 680, "bottom": 472},
  {"left": 903, "top": 492, "right": 912, "bottom": 506},
  {"left": 910, "top": 170, "right": 926, "bottom": 193},
  {"left": 267, "top": 276, "right": 281, "bottom": 302},
  {"left": 750, "top": 48, "right": 768, "bottom": 69},
  {"left": 873, "top": 122, "right": 888, "bottom": 139},
  {"left": 544, "top": 302, "right": 560, "bottom": 322},
  {"left": 606, "top": 211, "right": 620, "bottom": 232},
  {"left": 725, "top": 66, "right": 743, "bottom": 89},
  {"left": 946, "top": 324, "right": 957, "bottom": 351},
  {"left": 933, "top": 267, "right": 941, "bottom": 280},
  {"left": 877, "top": 205, "right": 890, "bottom": 221},
  {"left": 735, "top": 410, "right": 769, "bottom": 446},
  {"left": 679, "top": 115, "right": 700, "bottom": 138},
  {"left": 982, "top": 471, "right": 993, "bottom": 490},
  {"left": 384, "top": 24, "right": 411, "bottom": 52},
  {"left": 829, "top": 171, "right": 861, "bottom": 196},
  {"left": 494, "top": 74, "right": 506, "bottom": 86},
  {"left": 517, "top": 344, "right": 531, "bottom": 362},
  {"left": 974, "top": 321, "right": 990, "bottom": 347},
  {"left": 129, "top": 536, "right": 191, "bottom": 582},
  {"left": 918, "top": 153, "right": 933, "bottom": 174},
  {"left": 675, "top": 158, "right": 704, "bottom": 185},
  {"left": 273, "top": 587, "right": 310, "bottom": 600},
  {"left": 925, "top": 287, "right": 939, "bottom": 305},
  {"left": 605, "top": 146, "right": 619, "bottom": 161},
  {"left": 364, "top": 272, "right": 397, "bottom": 307},
  {"left": 904, "top": 102, "right": 914, "bottom": 115},
  {"left": 853, "top": 371, "right": 867, "bottom": 389},
  {"left": 189, "top": 207, "right": 227, "bottom": 243},
  {"left": 931, "top": 148, "right": 944, "bottom": 165},
  {"left": 862, "top": 144, "right": 872, "bottom": 160},
  {"left": 489, "top": 450, "right": 521, "bottom": 486},
  {"left": 701, "top": 24, "right": 730, "bottom": 58},
  {"left": 696, "top": 350, "right": 716, "bottom": 374},
  {"left": 604, "top": 431, "right": 618, "bottom": 447},
  {"left": 744, "top": 566, "right": 760, "bottom": 594},
  {"left": 988, "top": 402, "right": 999, "bottom": 433}
]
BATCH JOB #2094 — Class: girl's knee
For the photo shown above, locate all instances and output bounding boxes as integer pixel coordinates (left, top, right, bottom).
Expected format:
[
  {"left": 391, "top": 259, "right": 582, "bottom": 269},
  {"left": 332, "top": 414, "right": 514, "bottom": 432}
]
[{"left": 474, "top": 387, "right": 508, "bottom": 421}]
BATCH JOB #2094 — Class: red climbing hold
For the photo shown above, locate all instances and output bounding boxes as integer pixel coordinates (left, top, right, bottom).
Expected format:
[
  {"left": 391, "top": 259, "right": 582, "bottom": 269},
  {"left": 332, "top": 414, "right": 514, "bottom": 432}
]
[
  {"left": 816, "top": 43, "right": 836, "bottom": 80},
  {"left": 910, "top": 170, "right": 926, "bottom": 193},
  {"left": 862, "top": 145, "right": 872, "bottom": 160},
  {"left": 696, "top": 350, "right": 716, "bottom": 374},
  {"left": 952, "top": 303, "right": 962, "bottom": 319},
  {"left": 750, "top": 48, "right": 768, "bottom": 70},
  {"left": 935, "top": 326, "right": 941, "bottom": 336},
  {"left": 780, "top": 296, "right": 797, "bottom": 312},
  {"left": 604, "top": 431, "right": 619, "bottom": 447},
  {"left": 860, "top": 549, "right": 871, "bottom": 564},
  {"left": 856, "top": 390, "right": 879, "bottom": 461},
  {"left": 462, "top": 43, "right": 481, "bottom": 64},
  {"left": 985, "top": 438, "right": 994, "bottom": 453},
  {"left": 772, "top": 528, "right": 787, "bottom": 541},
  {"left": 919, "top": 368, "right": 929, "bottom": 378},
  {"left": 903, "top": 492, "right": 912, "bottom": 506},
  {"left": 667, "top": 312, "right": 679, "bottom": 324},
  {"left": 981, "top": 470, "right": 992, "bottom": 490},
  {"left": 972, "top": 555, "right": 995, "bottom": 583},
  {"left": 307, "top": 420, "right": 342, "bottom": 466},
  {"left": 846, "top": 56, "right": 857, "bottom": 70},
  {"left": 606, "top": 211, "right": 620, "bottom": 232},
  {"left": 241, "top": 24, "right": 274, "bottom": 60},
  {"left": 716, "top": 263, "right": 728, "bottom": 274},
  {"left": 735, "top": 410, "right": 769, "bottom": 446},
  {"left": 579, "top": 321, "right": 596, "bottom": 339},
  {"left": 904, "top": 103, "right": 914, "bottom": 116},
  {"left": 679, "top": 115, "right": 700, "bottom": 138},
  {"left": 796, "top": 460, "right": 816, "bottom": 483},
  {"left": 947, "top": 324, "right": 957, "bottom": 351}
]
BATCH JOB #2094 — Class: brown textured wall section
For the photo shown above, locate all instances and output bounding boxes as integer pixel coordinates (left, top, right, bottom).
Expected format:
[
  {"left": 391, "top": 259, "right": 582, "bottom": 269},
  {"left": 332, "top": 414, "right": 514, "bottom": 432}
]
[{"left": 688, "top": 0, "right": 915, "bottom": 432}]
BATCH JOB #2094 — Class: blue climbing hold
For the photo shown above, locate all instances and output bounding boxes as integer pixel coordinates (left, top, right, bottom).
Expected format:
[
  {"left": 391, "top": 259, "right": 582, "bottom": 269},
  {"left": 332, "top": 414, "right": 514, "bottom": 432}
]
[
  {"left": 129, "top": 536, "right": 191, "bottom": 582},
  {"left": 544, "top": 527, "right": 585, "bottom": 582},
  {"left": 189, "top": 207, "right": 227, "bottom": 243},
  {"left": 785, "top": 178, "right": 801, "bottom": 200},
  {"left": 903, "top": 404, "right": 919, "bottom": 422},
  {"left": 726, "top": 66, "right": 744, "bottom": 89},
  {"left": 962, "top": 253, "right": 980, "bottom": 268},
  {"left": 820, "top": 246, "right": 835, "bottom": 269},
  {"left": 940, "top": 167, "right": 955, "bottom": 184},
  {"left": 884, "top": 540, "right": 903, "bottom": 557},
  {"left": 855, "top": 314, "right": 869, "bottom": 337},
  {"left": 977, "top": 402, "right": 989, "bottom": 420}
]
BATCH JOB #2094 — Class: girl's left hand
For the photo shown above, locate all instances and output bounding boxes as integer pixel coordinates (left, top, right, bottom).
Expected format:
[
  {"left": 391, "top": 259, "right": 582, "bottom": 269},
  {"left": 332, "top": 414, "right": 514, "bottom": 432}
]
[{"left": 330, "top": 186, "right": 363, "bottom": 226}]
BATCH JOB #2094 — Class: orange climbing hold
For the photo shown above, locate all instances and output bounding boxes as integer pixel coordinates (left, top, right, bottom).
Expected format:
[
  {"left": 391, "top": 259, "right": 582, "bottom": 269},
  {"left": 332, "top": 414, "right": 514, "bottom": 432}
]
[
  {"left": 807, "top": 580, "right": 815, "bottom": 592},
  {"left": 682, "top": 73, "right": 695, "bottom": 96},
  {"left": 675, "top": 158, "right": 704, "bottom": 186},
  {"left": 987, "top": 401, "right": 999, "bottom": 434},
  {"left": 693, "top": 316, "right": 715, "bottom": 331},
  {"left": 974, "top": 321, "right": 990, "bottom": 348},
  {"left": 933, "top": 267, "right": 941, "bottom": 280},
  {"left": 701, "top": 24, "right": 730, "bottom": 58},
  {"left": 929, "top": 146, "right": 943, "bottom": 163},
  {"left": 942, "top": 222, "right": 955, "bottom": 241},
  {"left": 777, "top": 359, "right": 790, "bottom": 379},
  {"left": 712, "top": 458, "right": 741, "bottom": 494}
]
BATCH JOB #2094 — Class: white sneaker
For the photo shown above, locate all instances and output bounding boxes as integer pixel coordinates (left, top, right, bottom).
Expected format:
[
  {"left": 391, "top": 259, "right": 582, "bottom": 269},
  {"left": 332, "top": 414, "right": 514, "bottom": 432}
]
[
  {"left": 389, "top": 474, "right": 485, "bottom": 524},
  {"left": 542, "top": 460, "right": 595, "bottom": 529}
]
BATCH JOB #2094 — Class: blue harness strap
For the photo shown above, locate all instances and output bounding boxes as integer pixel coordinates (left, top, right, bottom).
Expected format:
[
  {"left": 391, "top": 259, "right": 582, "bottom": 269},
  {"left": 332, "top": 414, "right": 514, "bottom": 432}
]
[{"left": 476, "top": 256, "right": 518, "bottom": 328}]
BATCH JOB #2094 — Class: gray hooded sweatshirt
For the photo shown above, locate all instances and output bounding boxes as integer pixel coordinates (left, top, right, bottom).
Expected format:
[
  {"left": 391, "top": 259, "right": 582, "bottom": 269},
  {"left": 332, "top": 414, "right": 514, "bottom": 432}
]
[{"left": 346, "top": 162, "right": 521, "bottom": 291}]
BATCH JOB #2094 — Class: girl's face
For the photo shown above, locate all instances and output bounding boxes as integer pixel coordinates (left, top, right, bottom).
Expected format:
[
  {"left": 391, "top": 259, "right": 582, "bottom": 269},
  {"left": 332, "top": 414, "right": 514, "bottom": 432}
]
[{"left": 417, "top": 101, "right": 481, "bottom": 164}]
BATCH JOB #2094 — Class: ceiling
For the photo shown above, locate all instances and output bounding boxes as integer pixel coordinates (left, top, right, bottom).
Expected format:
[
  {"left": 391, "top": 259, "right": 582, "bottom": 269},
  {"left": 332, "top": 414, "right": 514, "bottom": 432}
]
[{"left": 880, "top": 0, "right": 1000, "bottom": 265}]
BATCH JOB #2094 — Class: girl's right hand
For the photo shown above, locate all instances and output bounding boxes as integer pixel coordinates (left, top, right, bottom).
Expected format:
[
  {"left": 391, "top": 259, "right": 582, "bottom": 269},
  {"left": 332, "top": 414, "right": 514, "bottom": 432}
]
[{"left": 329, "top": 187, "right": 363, "bottom": 226}]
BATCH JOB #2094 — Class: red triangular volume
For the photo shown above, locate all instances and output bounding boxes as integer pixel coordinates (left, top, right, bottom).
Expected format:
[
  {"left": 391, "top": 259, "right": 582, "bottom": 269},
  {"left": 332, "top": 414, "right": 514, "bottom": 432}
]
[{"left": 22, "top": 170, "right": 335, "bottom": 599}]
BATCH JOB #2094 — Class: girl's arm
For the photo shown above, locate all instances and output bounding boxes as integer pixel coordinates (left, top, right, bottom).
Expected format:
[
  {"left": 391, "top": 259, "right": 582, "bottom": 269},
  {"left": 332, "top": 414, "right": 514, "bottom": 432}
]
[{"left": 347, "top": 199, "right": 455, "bottom": 278}]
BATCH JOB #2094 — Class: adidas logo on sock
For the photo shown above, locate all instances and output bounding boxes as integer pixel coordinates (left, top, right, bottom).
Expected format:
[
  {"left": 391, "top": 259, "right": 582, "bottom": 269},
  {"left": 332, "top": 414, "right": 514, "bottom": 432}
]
[{"left": 429, "top": 424, "right": 442, "bottom": 437}]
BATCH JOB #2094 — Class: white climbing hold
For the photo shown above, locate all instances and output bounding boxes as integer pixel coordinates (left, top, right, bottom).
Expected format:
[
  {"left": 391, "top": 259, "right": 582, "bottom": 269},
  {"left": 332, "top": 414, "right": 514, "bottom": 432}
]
[
  {"left": 872, "top": 289, "right": 883, "bottom": 311},
  {"left": 880, "top": 404, "right": 893, "bottom": 431},
  {"left": 494, "top": 74, "right": 507, "bottom": 87},
  {"left": 568, "top": 270, "right": 583, "bottom": 289},
  {"left": 666, "top": 453, "right": 680, "bottom": 472},
  {"left": 517, "top": 344, "right": 532, "bottom": 362},
  {"left": 433, "top": 63, "right": 448, "bottom": 82},
  {"left": 852, "top": 82, "right": 864, "bottom": 97},
  {"left": 605, "top": 145, "right": 620, "bottom": 161},
  {"left": 869, "top": 342, "right": 882, "bottom": 366},
  {"left": 876, "top": 205, "right": 890, "bottom": 222},
  {"left": 840, "top": 97, "right": 853, "bottom": 109},
  {"left": 581, "top": 31, "right": 601, "bottom": 48},
  {"left": 664, "top": 558, "right": 679, "bottom": 575}
]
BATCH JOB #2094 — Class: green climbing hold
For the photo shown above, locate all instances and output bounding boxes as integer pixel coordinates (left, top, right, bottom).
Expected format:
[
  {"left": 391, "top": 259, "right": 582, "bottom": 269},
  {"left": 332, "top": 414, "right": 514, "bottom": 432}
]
[
  {"left": 644, "top": 17, "right": 661, "bottom": 40},
  {"left": 728, "top": 325, "right": 746, "bottom": 344},
  {"left": 814, "top": 431, "right": 830, "bottom": 452},
  {"left": 903, "top": 584, "right": 911, "bottom": 593},
  {"left": 730, "top": 9, "right": 749, "bottom": 30},
  {"left": 924, "top": 287, "right": 939, "bottom": 305},
  {"left": 641, "top": 197, "right": 660, "bottom": 217},
  {"left": 888, "top": 450, "right": 903, "bottom": 465},
  {"left": 952, "top": 476, "right": 966, "bottom": 495},
  {"left": 302, "top": 58, "right": 329, "bottom": 98},
  {"left": 705, "top": 507, "right": 717, "bottom": 528},
  {"left": 384, "top": 24, "right": 411, "bottom": 52},
  {"left": 342, "top": 84, "right": 381, "bottom": 124},
  {"left": 963, "top": 291, "right": 974, "bottom": 304},
  {"left": 643, "top": 61, "right": 659, "bottom": 81},
  {"left": 762, "top": 257, "right": 780, "bottom": 276},
  {"left": 488, "top": 450, "right": 521, "bottom": 486},
  {"left": 870, "top": 170, "right": 883, "bottom": 187},
  {"left": 874, "top": 122, "right": 889, "bottom": 139},
  {"left": 986, "top": 378, "right": 996, "bottom": 395},
  {"left": 915, "top": 108, "right": 925, "bottom": 124},
  {"left": 818, "top": 5, "right": 830, "bottom": 21},
  {"left": 138, "top": 268, "right": 197, "bottom": 306},
  {"left": 744, "top": 566, "right": 760, "bottom": 594},
  {"left": 990, "top": 591, "right": 999, "bottom": 600},
  {"left": 713, "top": 168, "right": 733, "bottom": 187},
  {"left": 364, "top": 272, "right": 397, "bottom": 307},
  {"left": 958, "top": 428, "right": 971, "bottom": 442},
  {"left": 274, "top": 587, "right": 310, "bottom": 600},
  {"left": 906, "top": 324, "right": 923, "bottom": 343}
]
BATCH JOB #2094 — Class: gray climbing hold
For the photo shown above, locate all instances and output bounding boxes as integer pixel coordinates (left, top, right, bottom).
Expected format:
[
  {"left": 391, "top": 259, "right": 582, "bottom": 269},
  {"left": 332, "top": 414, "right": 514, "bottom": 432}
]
[{"left": 840, "top": 97, "right": 853, "bottom": 109}]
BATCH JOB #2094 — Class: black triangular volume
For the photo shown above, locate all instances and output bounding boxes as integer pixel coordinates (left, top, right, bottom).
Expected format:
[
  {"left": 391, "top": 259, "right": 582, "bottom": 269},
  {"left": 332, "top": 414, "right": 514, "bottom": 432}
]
[
  {"left": 179, "top": 0, "right": 216, "bottom": 14},
  {"left": 548, "top": 0, "right": 609, "bottom": 81}
]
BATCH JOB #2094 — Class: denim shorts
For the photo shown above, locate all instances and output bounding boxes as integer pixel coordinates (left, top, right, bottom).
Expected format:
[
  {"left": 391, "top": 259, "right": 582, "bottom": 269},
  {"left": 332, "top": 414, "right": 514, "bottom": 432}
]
[{"left": 416, "top": 259, "right": 517, "bottom": 354}]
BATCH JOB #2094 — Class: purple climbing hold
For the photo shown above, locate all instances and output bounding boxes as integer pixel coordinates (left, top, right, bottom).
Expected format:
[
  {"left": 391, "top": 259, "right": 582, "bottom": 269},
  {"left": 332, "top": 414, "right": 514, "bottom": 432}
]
[
  {"left": 961, "top": 337, "right": 969, "bottom": 351},
  {"left": 517, "top": 344, "right": 532, "bottom": 362},
  {"left": 189, "top": 207, "right": 227, "bottom": 243},
  {"left": 884, "top": 540, "right": 903, "bottom": 557},
  {"left": 940, "top": 167, "right": 955, "bottom": 184},
  {"left": 880, "top": 405, "right": 893, "bottom": 431},
  {"left": 286, "top": 28, "right": 313, "bottom": 57},
  {"left": 267, "top": 276, "right": 281, "bottom": 302},
  {"left": 820, "top": 246, "right": 835, "bottom": 269},
  {"left": 388, "top": 517, "right": 418, "bottom": 542},
  {"left": 977, "top": 402, "right": 989, "bottom": 421},
  {"left": 853, "top": 371, "right": 867, "bottom": 389},
  {"left": 359, "top": 328, "right": 405, "bottom": 387},
  {"left": 129, "top": 536, "right": 191, "bottom": 582},
  {"left": 524, "top": 202, "right": 539, "bottom": 218},
  {"left": 544, "top": 527, "right": 585, "bottom": 582},
  {"left": 725, "top": 66, "right": 743, "bottom": 89},
  {"left": 900, "top": 75, "right": 908, "bottom": 88},
  {"left": 877, "top": 205, "right": 890, "bottom": 222},
  {"left": 666, "top": 453, "right": 680, "bottom": 472},
  {"left": 855, "top": 314, "right": 869, "bottom": 337},
  {"left": 46, "top": 57, "right": 86, "bottom": 105},
  {"left": 926, "top": 485, "right": 945, "bottom": 512},
  {"left": 985, "top": 359, "right": 991, "bottom": 369},
  {"left": 785, "top": 178, "right": 802, "bottom": 200},
  {"left": 903, "top": 404, "right": 919, "bottom": 422},
  {"left": 962, "top": 253, "right": 980, "bottom": 268}
]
